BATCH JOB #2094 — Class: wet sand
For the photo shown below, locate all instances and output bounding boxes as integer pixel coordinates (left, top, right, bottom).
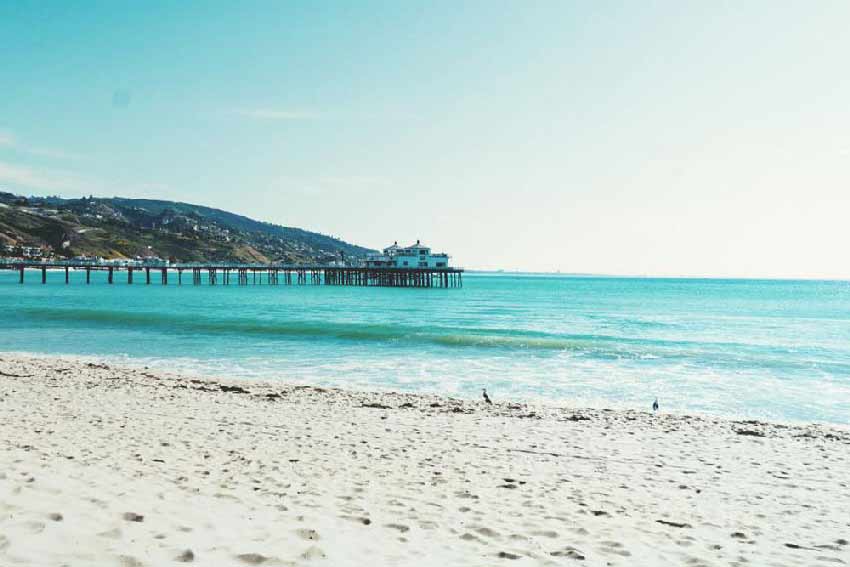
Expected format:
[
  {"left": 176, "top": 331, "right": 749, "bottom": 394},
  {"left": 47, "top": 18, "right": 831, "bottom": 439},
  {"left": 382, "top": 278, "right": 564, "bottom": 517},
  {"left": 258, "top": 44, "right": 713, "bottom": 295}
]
[{"left": 1, "top": 353, "right": 848, "bottom": 566}]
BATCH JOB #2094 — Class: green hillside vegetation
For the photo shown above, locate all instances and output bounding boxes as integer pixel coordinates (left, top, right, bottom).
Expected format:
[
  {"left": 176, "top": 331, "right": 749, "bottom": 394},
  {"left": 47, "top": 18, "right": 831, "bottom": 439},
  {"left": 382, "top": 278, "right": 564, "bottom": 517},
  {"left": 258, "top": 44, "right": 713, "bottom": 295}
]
[{"left": 0, "top": 192, "right": 374, "bottom": 264}]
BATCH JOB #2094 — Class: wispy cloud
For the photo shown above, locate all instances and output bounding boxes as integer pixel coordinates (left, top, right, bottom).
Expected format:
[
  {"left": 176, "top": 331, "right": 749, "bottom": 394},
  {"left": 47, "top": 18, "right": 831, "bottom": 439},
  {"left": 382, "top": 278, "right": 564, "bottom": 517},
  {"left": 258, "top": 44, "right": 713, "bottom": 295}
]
[
  {"left": 0, "top": 160, "right": 167, "bottom": 198},
  {"left": 234, "top": 108, "right": 323, "bottom": 120},
  {"left": 273, "top": 175, "right": 390, "bottom": 196},
  {"left": 0, "top": 160, "right": 90, "bottom": 193},
  {"left": 231, "top": 107, "right": 422, "bottom": 123},
  {"left": 0, "top": 128, "right": 85, "bottom": 161},
  {"left": 320, "top": 176, "right": 389, "bottom": 187},
  {"left": 0, "top": 129, "right": 164, "bottom": 198},
  {"left": 25, "top": 146, "right": 86, "bottom": 161}
]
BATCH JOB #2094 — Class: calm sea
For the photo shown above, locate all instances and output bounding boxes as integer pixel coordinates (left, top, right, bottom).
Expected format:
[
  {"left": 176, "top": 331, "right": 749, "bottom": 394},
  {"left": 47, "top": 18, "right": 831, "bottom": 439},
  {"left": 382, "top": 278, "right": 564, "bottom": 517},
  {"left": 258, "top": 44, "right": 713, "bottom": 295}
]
[{"left": 3, "top": 270, "right": 849, "bottom": 424}]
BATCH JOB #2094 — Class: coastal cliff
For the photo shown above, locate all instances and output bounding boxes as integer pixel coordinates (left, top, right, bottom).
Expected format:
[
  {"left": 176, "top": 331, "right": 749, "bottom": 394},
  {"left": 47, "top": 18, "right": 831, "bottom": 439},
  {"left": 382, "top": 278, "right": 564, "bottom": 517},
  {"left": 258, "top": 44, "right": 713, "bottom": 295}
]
[{"left": 0, "top": 192, "right": 374, "bottom": 264}]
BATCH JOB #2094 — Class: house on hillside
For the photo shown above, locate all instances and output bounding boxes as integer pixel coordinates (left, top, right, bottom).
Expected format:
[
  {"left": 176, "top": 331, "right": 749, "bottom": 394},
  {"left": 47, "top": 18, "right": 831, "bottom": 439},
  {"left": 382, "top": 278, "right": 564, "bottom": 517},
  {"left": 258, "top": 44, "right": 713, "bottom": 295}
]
[{"left": 365, "top": 240, "right": 450, "bottom": 268}]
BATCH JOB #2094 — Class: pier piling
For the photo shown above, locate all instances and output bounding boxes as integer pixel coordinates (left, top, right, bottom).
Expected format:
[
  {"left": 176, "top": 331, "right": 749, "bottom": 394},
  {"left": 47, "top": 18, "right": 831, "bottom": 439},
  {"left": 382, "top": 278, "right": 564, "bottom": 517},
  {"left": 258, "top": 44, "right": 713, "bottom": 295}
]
[{"left": 3, "top": 263, "right": 463, "bottom": 289}]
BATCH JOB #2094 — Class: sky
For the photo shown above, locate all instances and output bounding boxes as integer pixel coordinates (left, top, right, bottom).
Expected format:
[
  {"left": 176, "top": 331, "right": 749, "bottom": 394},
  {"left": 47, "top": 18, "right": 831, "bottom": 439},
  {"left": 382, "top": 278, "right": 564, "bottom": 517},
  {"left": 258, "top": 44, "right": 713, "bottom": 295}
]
[{"left": 1, "top": 1, "right": 849, "bottom": 278}]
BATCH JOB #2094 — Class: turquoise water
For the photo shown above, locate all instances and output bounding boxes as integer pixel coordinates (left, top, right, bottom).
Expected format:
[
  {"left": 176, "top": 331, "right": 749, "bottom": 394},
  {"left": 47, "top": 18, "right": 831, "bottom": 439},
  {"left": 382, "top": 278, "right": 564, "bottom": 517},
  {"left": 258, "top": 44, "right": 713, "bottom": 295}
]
[{"left": 2, "top": 270, "right": 850, "bottom": 424}]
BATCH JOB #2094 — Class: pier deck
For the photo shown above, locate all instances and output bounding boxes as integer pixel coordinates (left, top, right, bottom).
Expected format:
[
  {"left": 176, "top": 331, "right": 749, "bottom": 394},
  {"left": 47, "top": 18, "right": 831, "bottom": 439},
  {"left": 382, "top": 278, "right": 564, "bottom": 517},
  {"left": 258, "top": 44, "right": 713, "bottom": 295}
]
[{"left": 0, "top": 262, "right": 463, "bottom": 288}]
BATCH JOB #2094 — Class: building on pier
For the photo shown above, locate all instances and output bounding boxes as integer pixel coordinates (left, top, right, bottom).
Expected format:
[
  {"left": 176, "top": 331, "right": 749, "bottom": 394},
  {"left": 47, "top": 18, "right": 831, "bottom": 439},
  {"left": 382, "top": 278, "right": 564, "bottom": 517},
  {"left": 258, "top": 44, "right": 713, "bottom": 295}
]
[{"left": 364, "top": 240, "right": 450, "bottom": 269}]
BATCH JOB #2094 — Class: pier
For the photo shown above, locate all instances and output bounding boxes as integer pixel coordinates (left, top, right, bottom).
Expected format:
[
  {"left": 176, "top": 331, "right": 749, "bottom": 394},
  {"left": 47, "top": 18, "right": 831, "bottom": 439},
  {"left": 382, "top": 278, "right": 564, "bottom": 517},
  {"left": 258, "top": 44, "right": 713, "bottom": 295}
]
[{"left": 0, "top": 261, "right": 463, "bottom": 288}]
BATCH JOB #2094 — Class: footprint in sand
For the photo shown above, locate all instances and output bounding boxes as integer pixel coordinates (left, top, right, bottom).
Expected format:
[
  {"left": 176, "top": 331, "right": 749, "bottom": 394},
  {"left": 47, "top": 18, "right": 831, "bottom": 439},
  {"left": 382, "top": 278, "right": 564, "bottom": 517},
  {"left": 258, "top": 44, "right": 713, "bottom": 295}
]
[
  {"left": 550, "top": 546, "right": 585, "bottom": 560},
  {"left": 236, "top": 553, "right": 271, "bottom": 564},
  {"left": 97, "top": 527, "right": 122, "bottom": 539},
  {"left": 341, "top": 515, "right": 372, "bottom": 525},
  {"left": 474, "top": 526, "right": 501, "bottom": 539},
  {"left": 296, "top": 528, "right": 320, "bottom": 541},
  {"left": 301, "top": 546, "right": 326, "bottom": 560},
  {"left": 88, "top": 497, "right": 108, "bottom": 509},
  {"left": 599, "top": 541, "right": 631, "bottom": 557},
  {"left": 17, "top": 521, "right": 46, "bottom": 534}
]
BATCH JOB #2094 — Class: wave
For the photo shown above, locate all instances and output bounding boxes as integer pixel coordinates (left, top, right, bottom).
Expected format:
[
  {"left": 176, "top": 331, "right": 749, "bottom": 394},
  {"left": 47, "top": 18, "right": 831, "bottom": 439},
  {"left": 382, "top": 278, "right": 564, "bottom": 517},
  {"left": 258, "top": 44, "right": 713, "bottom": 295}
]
[
  {"left": 17, "top": 307, "right": 850, "bottom": 374},
  {"left": 22, "top": 306, "right": 595, "bottom": 350}
]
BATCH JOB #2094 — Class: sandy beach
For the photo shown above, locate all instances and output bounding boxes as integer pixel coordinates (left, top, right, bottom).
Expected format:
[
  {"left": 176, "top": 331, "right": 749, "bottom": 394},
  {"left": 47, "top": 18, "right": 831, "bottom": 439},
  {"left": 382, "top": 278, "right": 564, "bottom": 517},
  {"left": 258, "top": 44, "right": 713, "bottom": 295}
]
[{"left": 1, "top": 354, "right": 848, "bottom": 566}]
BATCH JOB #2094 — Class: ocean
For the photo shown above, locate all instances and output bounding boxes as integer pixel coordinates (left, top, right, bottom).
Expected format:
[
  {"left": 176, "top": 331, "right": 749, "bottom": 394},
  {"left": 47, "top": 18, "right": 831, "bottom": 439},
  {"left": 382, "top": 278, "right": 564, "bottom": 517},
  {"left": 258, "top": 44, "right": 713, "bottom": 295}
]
[{"left": 2, "top": 270, "right": 849, "bottom": 424}]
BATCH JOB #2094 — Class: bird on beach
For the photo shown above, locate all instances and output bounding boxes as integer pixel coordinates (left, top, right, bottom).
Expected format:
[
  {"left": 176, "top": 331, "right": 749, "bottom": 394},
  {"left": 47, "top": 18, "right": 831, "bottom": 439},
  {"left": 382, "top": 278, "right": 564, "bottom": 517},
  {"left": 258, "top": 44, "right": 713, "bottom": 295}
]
[
  {"left": 652, "top": 398, "right": 659, "bottom": 412},
  {"left": 482, "top": 388, "right": 492, "bottom": 405}
]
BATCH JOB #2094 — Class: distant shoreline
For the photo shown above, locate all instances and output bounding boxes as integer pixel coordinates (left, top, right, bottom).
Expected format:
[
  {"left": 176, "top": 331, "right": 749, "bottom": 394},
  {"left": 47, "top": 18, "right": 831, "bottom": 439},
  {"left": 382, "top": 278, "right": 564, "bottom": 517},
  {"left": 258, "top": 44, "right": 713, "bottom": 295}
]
[{"left": 464, "top": 270, "right": 850, "bottom": 282}]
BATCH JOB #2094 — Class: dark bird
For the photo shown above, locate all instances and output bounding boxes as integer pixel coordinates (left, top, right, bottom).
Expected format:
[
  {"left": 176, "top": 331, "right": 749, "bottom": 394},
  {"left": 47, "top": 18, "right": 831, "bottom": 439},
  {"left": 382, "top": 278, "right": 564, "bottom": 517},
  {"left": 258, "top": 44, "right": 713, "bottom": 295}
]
[
  {"left": 482, "top": 388, "right": 492, "bottom": 404},
  {"left": 652, "top": 398, "right": 659, "bottom": 412}
]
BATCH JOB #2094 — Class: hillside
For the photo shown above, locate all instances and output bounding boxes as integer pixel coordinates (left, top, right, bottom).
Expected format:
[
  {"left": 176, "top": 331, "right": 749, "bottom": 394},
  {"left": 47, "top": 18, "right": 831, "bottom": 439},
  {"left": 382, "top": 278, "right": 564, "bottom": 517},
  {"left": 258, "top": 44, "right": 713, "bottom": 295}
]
[{"left": 0, "top": 192, "right": 375, "bottom": 264}]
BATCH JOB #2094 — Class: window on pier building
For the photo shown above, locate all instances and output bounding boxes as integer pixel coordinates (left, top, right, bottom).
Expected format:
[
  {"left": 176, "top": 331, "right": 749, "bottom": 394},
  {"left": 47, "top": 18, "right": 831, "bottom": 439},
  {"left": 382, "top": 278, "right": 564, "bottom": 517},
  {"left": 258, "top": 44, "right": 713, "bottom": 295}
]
[{"left": 403, "top": 261, "right": 408, "bottom": 266}]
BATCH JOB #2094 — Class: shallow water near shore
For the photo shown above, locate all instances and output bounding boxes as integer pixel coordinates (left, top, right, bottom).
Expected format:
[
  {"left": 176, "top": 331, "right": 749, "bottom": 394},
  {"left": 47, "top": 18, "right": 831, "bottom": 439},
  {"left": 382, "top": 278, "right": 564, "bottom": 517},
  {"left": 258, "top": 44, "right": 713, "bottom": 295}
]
[{"left": 3, "top": 270, "right": 850, "bottom": 424}]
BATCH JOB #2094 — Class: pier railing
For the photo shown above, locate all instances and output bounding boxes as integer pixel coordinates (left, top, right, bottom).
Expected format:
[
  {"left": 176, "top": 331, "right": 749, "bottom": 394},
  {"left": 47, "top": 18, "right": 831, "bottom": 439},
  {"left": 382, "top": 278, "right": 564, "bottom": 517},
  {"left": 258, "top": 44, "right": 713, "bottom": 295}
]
[{"left": 0, "top": 261, "right": 463, "bottom": 288}]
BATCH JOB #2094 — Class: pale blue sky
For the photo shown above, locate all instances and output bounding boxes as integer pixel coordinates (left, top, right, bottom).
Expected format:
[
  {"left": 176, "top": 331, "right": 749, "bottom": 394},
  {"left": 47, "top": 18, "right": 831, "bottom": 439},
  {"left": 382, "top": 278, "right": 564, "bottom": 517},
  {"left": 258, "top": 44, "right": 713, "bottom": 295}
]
[{"left": 2, "top": 1, "right": 849, "bottom": 277}]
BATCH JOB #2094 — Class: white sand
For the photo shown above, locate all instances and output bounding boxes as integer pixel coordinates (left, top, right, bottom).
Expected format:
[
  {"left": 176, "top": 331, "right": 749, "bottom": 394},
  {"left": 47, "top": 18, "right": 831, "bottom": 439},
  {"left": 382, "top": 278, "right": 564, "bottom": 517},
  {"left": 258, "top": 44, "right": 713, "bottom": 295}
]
[{"left": 0, "top": 354, "right": 848, "bottom": 566}]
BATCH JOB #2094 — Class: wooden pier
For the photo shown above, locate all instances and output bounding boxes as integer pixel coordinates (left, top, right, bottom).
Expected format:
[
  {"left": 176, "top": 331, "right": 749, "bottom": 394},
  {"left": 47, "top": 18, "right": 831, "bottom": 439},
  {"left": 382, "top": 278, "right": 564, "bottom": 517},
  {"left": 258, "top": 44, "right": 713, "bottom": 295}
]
[{"left": 0, "top": 262, "right": 464, "bottom": 288}]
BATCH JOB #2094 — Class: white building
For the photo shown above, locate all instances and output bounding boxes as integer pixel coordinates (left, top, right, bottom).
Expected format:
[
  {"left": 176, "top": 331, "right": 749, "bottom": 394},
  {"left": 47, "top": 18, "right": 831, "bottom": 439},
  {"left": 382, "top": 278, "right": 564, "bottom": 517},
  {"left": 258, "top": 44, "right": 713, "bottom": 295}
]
[{"left": 365, "top": 240, "right": 450, "bottom": 268}]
